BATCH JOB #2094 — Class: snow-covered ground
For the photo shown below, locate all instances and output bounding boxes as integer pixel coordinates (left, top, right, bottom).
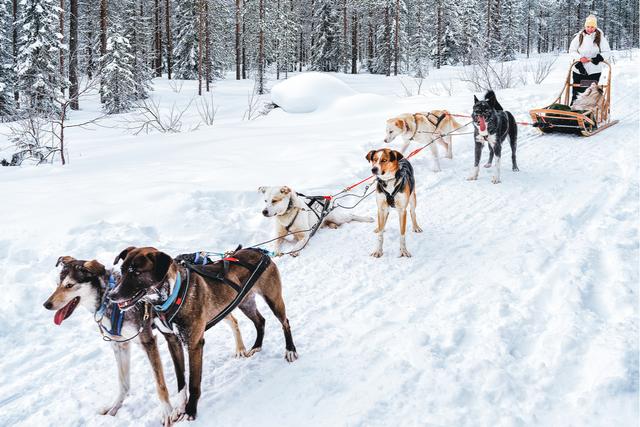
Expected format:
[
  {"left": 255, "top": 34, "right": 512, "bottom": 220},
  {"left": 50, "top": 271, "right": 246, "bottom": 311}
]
[{"left": 0, "top": 51, "right": 638, "bottom": 427}]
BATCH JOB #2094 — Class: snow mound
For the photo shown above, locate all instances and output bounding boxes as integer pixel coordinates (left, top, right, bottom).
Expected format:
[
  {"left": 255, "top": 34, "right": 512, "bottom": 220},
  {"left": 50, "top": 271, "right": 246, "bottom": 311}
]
[{"left": 271, "top": 72, "right": 357, "bottom": 113}]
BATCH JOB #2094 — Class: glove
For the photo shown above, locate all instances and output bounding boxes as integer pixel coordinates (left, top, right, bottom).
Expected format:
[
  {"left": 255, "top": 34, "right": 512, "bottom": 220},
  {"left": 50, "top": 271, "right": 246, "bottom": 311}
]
[
  {"left": 575, "top": 62, "right": 588, "bottom": 75},
  {"left": 591, "top": 54, "right": 604, "bottom": 65}
]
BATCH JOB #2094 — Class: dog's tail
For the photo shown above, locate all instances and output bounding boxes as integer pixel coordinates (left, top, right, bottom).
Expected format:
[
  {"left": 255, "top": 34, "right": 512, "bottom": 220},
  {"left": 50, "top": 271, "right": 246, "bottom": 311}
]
[
  {"left": 507, "top": 111, "right": 517, "bottom": 146},
  {"left": 484, "top": 90, "right": 504, "bottom": 111},
  {"left": 443, "top": 110, "right": 462, "bottom": 130}
]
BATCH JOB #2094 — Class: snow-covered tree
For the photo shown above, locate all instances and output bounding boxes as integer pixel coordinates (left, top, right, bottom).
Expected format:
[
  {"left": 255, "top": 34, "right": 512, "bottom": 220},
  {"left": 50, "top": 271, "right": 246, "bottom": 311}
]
[
  {"left": 311, "top": 0, "right": 341, "bottom": 71},
  {"left": 172, "top": 0, "right": 199, "bottom": 79},
  {"left": 101, "top": 27, "right": 137, "bottom": 113},
  {"left": 123, "top": 0, "right": 153, "bottom": 99},
  {"left": 0, "top": 0, "right": 16, "bottom": 118},
  {"left": 16, "top": 0, "right": 64, "bottom": 115}
]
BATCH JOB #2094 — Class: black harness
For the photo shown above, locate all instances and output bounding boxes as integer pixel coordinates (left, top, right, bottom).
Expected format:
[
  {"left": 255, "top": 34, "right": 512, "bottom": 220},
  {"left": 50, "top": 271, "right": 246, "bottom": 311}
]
[
  {"left": 158, "top": 248, "right": 271, "bottom": 331},
  {"left": 295, "top": 192, "right": 333, "bottom": 237},
  {"left": 376, "top": 159, "right": 415, "bottom": 208}
]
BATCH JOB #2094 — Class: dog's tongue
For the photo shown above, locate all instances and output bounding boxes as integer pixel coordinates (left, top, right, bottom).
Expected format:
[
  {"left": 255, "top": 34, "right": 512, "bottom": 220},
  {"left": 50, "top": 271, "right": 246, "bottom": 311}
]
[
  {"left": 54, "top": 298, "right": 78, "bottom": 325},
  {"left": 478, "top": 116, "right": 486, "bottom": 131}
]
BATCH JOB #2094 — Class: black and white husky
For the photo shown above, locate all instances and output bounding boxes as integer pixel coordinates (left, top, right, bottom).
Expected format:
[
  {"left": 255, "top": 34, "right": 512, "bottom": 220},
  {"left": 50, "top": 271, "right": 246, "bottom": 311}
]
[{"left": 467, "top": 90, "right": 519, "bottom": 184}]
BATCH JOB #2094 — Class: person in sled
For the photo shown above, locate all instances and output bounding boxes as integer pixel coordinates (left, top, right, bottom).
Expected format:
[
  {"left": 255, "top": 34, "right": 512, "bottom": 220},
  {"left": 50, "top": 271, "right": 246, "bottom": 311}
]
[{"left": 569, "top": 14, "right": 611, "bottom": 103}]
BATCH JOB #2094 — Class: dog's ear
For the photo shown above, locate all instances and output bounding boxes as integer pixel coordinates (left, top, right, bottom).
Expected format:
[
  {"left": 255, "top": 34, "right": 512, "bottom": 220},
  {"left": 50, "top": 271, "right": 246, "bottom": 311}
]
[
  {"left": 366, "top": 150, "right": 376, "bottom": 162},
  {"left": 258, "top": 186, "right": 267, "bottom": 194},
  {"left": 280, "top": 186, "right": 291, "bottom": 195},
  {"left": 113, "top": 246, "right": 136, "bottom": 265},
  {"left": 56, "top": 256, "right": 76, "bottom": 267},
  {"left": 83, "top": 260, "right": 106, "bottom": 276},
  {"left": 473, "top": 95, "right": 479, "bottom": 104},
  {"left": 150, "top": 251, "right": 173, "bottom": 282},
  {"left": 394, "top": 119, "right": 405, "bottom": 130},
  {"left": 389, "top": 150, "right": 404, "bottom": 162}
]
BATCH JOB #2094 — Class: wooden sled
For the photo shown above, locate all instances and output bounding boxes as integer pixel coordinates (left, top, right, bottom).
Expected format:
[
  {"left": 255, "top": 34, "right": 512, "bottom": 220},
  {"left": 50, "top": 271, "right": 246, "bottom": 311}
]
[{"left": 529, "top": 60, "right": 618, "bottom": 137}]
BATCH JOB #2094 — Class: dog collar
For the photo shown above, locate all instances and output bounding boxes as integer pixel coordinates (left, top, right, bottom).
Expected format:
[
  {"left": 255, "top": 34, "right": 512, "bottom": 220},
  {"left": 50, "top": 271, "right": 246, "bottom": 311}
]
[{"left": 155, "top": 271, "right": 183, "bottom": 312}]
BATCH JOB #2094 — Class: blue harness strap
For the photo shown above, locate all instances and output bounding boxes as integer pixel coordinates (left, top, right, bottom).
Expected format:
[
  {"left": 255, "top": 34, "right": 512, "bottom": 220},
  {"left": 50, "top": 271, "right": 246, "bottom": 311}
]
[
  {"left": 107, "top": 303, "right": 125, "bottom": 336},
  {"left": 155, "top": 272, "right": 182, "bottom": 312}
]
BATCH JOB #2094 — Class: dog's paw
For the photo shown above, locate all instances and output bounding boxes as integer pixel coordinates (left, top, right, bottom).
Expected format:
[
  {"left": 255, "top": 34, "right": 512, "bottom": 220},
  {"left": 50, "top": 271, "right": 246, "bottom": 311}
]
[
  {"left": 246, "top": 347, "right": 262, "bottom": 357},
  {"left": 491, "top": 176, "right": 501, "bottom": 184},
  {"left": 513, "top": 166, "right": 520, "bottom": 172},
  {"left": 413, "top": 226, "right": 423, "bottom": 233},
  {"left": 399, "top": 248, "right": 412, "bottom": 258},
  {"left": 466, "top": 175, "right": 478, "bottom": 181},
  {"left": 273, "top": 251, "right": 284, "bottom": 257},
  {"left": 285, "top": 350, "right": 299, "bottom": 363},
  {"left": 289, "top": 251, "right": 300, "bottom": 257},
  {"left": 160, "top": 402, "right": 173, "bottom": 427},
  {"left": 373, "top": 227, "right": 380, "bottom": 233},
  {"left": 98, "top": 402, "right": 123, "bottom": 416},
  {"left": 234, "top": 347, "right": 248, "bottom": 358},
  {"left": 326, "top": 222, "right": 338, "bottom": 229},
  {"left": 432, "top": 168, "right": 441, "bottom": 173},
  {"left": 483, "top": 162, "right": 492, "bottom": 168},
  {"left": 371, "top": 249, "right": 383, "bottom": 258}
]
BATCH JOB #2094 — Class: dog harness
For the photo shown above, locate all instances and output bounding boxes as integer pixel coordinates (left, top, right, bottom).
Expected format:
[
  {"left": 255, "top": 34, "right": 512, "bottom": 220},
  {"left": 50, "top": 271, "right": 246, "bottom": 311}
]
[
  {"left": 95, "top": 272, "right": 150, "bottom": 342},
  {"left": 376, "top": 159, "right": 415, "bottom": 208},
  {"left": 295, "top": 192, "right": 333, "bottom": 238},
  {"left": 157, "top": 248, "right": 271, "bottom": 331}
]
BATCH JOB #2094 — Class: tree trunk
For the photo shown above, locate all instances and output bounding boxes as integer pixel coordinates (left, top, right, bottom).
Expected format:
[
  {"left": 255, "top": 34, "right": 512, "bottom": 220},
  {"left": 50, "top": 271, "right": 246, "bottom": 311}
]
[
  {"left": 235, "top": 0, "right": 241, "bottom": 79},
  {"left": 165, "top": 0, "right": 172, "bottom": 79},
  {"left": 242, "top": 0, "right": 247, "bottom": 79},
  {"left": 276, "top": 0, "right": 280, "bottom": 80},
  {"left": 205, "top": 0, "right": 211, "bottom": 91},
  {"left": 154, "top": 0, "right": 162, "bottom": 77},
  {"left": 197, "top": 0, "right": 203, "bottom": 95},
  {"left": 384, "top": 4, "right": 390, "bottom": 76},
  {"left": 394, "top": 0, "right": 399, "bottom": 75},
  {"left": 69, "top": 0, "right": 78, "bottom": 109},
  {"left": 100, "top": 0, "right": 107, "bottom": 102},
  {"left": 59, "top": 0, "right": 65, "bottom": 96},
  {"left": 12, "top": 0, "right": 18, "bottom": 104},
  {"left": 342, "top": 0, "right": 347, "bottom": 73},
  {"left": 351, "top": 9, "right": 357, "bottom": 74},
  {"left": 367, "top": 7, "right": 373, "bottom": 72},
  {"left": 258, "top": 0, "right": 265, "bottom": 94},
  {"left": 436, "top": 0, "right": 442, "bottom": 69}
]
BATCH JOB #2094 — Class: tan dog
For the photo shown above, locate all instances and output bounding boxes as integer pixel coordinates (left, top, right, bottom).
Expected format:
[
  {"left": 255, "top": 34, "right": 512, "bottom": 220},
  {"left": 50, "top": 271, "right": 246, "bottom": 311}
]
[
  {"left": 109, "top": 246, "right": 297, "bottom": 421},
  {"left": 259, "top": 185, "right": 373, "bottom": 257},
  {"left": 571, "top": 82, "right": 604, "bottom": 112},
  {"left": 383, "top": 110, "right": 462, "bottom": 171},
  {"left": 366, "top": 149, "right": 422, "bottom": 258}
]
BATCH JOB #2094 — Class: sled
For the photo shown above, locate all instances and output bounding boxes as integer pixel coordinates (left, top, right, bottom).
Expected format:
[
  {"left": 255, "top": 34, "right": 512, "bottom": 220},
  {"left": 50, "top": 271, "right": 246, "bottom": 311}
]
[{"left": 529, "top": 60, "right": 618, "bottom": 136}]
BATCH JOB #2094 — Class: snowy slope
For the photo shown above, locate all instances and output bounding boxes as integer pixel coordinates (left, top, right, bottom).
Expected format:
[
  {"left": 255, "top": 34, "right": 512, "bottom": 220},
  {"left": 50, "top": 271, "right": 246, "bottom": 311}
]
[{"left": 0, "top": 52, "right": 638, "bottom": 427}]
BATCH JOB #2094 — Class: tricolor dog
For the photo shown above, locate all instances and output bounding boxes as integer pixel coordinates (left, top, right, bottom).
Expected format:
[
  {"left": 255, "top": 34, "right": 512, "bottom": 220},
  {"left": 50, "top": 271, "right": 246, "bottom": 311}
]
[
  {"left": 259, "top": 186, "right": 373, "bottom": 257},
  {"left": 366, "top": 149, "right": 422, "bottom": 258},
  {"left": 108, "top": 246, "right": 297, "bottom": 422},
  {"left": 468, "top": 90, "right": 519, "bottom": 184},
  {"left": 43, "top": 256, "right": 247, "bottom": 426},
  {"left": 383, "top": 110, "right": 462, "bottom": 172}
]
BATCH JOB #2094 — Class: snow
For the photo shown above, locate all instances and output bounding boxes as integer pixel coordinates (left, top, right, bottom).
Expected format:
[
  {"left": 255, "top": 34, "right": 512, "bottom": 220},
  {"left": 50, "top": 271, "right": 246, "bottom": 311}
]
[
  {"left": 0, "top": 51, "right": 638, "bottom": 427},
  {"left": 271, "top": 71, "right": 357, "bottom": 113}
]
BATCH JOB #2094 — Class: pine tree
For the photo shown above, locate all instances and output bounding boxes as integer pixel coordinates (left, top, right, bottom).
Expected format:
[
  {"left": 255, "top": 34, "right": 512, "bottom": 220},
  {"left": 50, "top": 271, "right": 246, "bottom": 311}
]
[
  {"left": 123, "top": 0, "right": 152, "bottom": 99},
  {"left": 16, "top": 0, "right": 64, "bottom": 115},
  {"left": 173, "top": 0, "right": 199, "bottom": 79},
  {"left": 311, "top": 0, "right": 341, "bottom": 71},
  {"left": 101, "top": 25, "right": 137, "bottom": 113}
]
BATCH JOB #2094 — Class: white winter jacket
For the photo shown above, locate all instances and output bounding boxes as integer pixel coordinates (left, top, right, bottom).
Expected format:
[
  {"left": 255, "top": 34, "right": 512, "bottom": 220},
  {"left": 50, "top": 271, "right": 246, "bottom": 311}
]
[{"left": 569, "top": 29, "right": 611, "bottom": 75}]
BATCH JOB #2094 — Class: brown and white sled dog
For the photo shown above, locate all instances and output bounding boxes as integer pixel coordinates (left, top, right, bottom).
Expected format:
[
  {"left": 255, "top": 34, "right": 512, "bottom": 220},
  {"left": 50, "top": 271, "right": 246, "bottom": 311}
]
[
  {"left": 383, "top": 110, "right": 462, "bottom": 172},
  {"left": 43, "top": 256, "right": 247, "bottom": 426},
  {"left": 571, "top": 82, "right": 604, "bottom": 112},
  {"left": 108, "top": 246, "right": 298, "bottom": 422},
  {"left": 259, "top": 186, "right": 374, "bottom": 257},
  {"left": 366, "top": 149, "right": 422, "bottom": 258}
]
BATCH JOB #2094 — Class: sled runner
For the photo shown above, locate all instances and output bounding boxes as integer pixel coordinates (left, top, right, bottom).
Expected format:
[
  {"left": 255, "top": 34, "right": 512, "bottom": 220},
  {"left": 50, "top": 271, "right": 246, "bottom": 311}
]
[{"left": 529, "top": 60, "right": 618, "bottom": 136}]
